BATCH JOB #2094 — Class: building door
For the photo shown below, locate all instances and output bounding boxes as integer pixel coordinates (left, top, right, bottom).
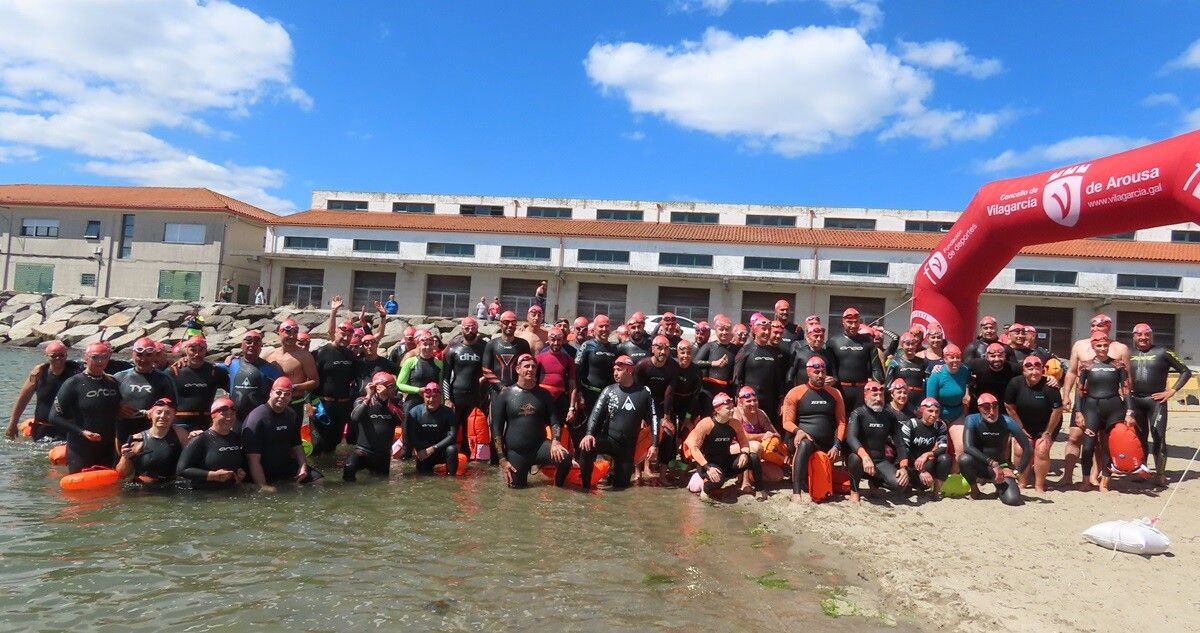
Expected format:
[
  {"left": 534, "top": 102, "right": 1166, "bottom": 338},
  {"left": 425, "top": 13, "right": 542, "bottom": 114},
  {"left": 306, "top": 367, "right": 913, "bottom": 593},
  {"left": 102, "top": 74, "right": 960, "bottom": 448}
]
[
  {"left": 657, "top": 286, "right": 710, "bottom": 322},
  {"left": 740, "top": 290, "right": 796, "bottom": 325},
  {"left": 13, "top": 263, "right": 54, "bottom": 293},
  {"left": 576, "top": 282, "right": 627, "bottom": 323},
  {"left": 283, "top": 267, "right": 325, "bottom": 308},
  {"left": 157, "top": 270, "right": 202, "bottom": 301},
  {"left": 1014, "top": 305, "right": 1073, "bottom": 358},
  {"left": 424, "top": 274, "right": 471, "bottom": 317},
  {"left": 829, "top": 295, "right": 887, "bottom": 326},
  {"left": 1117, "top": 311, "right": 1177, "bottom": 349},
  {"left": 236, "top": 284, "right": 250, "bottom": 304},
  {"left": 499, "top": 278, "right": 542, "bottom": 317},
  {"left": 352, "top": 271, "right": 396, "bottom": 309}
]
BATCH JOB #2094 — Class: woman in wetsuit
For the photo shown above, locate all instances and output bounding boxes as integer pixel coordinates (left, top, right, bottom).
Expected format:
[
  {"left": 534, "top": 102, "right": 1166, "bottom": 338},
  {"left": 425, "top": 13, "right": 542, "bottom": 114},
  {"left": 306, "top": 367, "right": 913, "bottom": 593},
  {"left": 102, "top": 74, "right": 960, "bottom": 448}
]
[
  {"left": 116, "top": 397, "right": 183, "bottom": 487},
  {"left": 176, "top": 397, "right": 246, "bottom": 490},
  {"left": 684, "top": 392, "right": 766, "bottom": 501},
  {"left": 924, "top": 344, "right": 970, "bottom": 461},
  {"left": 1077, "top": 333, "right": 1132, "bottom": 492},
  {"left": 1003, "top": 355, "right": 1063, "bottom": 492}
]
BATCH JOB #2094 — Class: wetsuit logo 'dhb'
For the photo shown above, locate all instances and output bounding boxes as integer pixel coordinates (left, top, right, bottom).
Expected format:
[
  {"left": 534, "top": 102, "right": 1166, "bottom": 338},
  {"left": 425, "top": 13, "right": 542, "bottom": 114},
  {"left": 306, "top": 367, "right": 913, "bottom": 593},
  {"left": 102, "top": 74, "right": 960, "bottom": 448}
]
[{"left": 1042, "top": 163, "right": 1089, "bottom": 227}]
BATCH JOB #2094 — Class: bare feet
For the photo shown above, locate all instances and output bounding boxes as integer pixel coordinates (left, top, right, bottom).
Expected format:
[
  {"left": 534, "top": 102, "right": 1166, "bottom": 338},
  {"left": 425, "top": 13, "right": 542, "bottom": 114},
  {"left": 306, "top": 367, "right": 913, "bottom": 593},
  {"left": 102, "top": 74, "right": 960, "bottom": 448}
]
[
  {"left": 754, "top": 490, "right": 768, "bottom": 501},
  {"left": 848, "top": 490, "right": 861, "bottom": 503},
  {"left": 790, "top": 493, "right": 807, "bottom": 503},
  {"left": 968, "top": 484, "right": 983, "bottom": 500},
  {"left": 1098, "top": 476, "right": 1110, "bottom": 492},
  {"left": 1077, "top": 480, "right": 1095, "bottom": 492}
]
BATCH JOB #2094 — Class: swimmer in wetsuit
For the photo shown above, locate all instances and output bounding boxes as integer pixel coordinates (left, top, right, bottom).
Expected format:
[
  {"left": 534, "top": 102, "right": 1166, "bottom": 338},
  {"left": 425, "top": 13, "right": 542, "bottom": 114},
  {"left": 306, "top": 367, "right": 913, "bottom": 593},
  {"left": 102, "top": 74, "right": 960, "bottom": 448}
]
[
  {"left": 959, "top": 393, "right": 1032, "bottom": 505},
  {"left": 787, "top": 323, "right": 837, "bottom": 388},
  {"left": 1060, "top": 313, "right": 1130, "bottom": 488},
  {"left": 884, "top": 332, "right": 927, "bottom": 402},
  {"left": 685, "top": 392, "right": 766, "bottom": 501},
  {"left": 1127, "top": 322, "right": 1192, "bottom": 486},
  {"left": 535, "top": 327, "right": 576, "bottom": 446},
  {"left": 116, "top": 397, "right": 183, "bottom": 487},
  {"left": 900, "top": 398, "right": 952, "bottom": 498},
  {"left": 826, "top": 307, "right": 882, "bottom": 415},
  {"left": 574, "top": 314, "right": 617, "bottom": 420},
  {"left": 664, "top": 339, "right": 705, "bottom": 463},
  {"left": 6, "top": 340, "right": 80, "bottom": 441},
  {"left": 845, "top": 381, "right": 908, "bottom": 501},
  {"left": 313, "top": 317, "right": 360, "bottom": 455},
  {"left": 1003, "top": 355, "right": 1063, "bottom": 492},
  {"left": 345, "top": 373, "right": 404, "bottom": 481},
  {"left": 578, "top": 355, "right": 659, "bottom": 490},
  {"left": 781, "top": 355, "right": 847, "bottom": 502},
  {"left": 403, "top": 382, "right": 459, "bottom": 477},
  {"left": 263, "top": 318, "right": 320, "bottom": 424},
  {"left": 694, "top": 315, "right": 736, "bottom": 398},
  {"left": 396, "top": 329, "right": 444, "bottom": 415},
  {"left": 176, "top": 396, "right": 247, "bottom": 490},
  {"left": 48, "top": 342, "right": 123, "bottom": 473},
  {"left": 443, "top": 316, "right": 487, "bottom": 455},
  {"left": 733, "top": 321, "right": 788, "bottom": 423},
  {"left": 114, "top": 336, "right": 179, "bottom": 442},
  {"left": 1076, "top": 332, "right": 1132, "bottom": 492},
  {"left": 490, "top": 354, "right": 570, "bottom": 489},
  {"left": 171, "top": 336, "right": 230, "bottom": 432},
  {"left": 617, "top": 311, "right": 653, "bottom": 365},
  {"left": 224, "top": 330, "right": 282, "bottom": 426},
  {"left": 968, "top": 343, "right": 1019, "bottom": 414},
  {"left": 242, "top": 377, "right": 319, "bottom": 490},
  {"left": 635, "top": 335, "right": 679, "bottom": 477}
]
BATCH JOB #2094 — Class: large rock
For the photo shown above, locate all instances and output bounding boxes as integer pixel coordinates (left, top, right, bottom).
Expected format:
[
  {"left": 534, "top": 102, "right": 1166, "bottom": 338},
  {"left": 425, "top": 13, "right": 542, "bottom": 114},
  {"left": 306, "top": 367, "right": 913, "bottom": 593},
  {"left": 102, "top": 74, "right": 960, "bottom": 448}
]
[
  {"left": 60, "top": 324, "right": 101, "bottom": 345},
  {"left": 155, "top": 303, "right": 196, "bottom": 324},
  {"left": 239, "top": 306, "right": 274, "bottom": 319},
  {"left": 8, "top": 336, "right": 41, "bottom": 347},
  {"left": 33, "top": 320, "right": 68, "bottom": 338},
  {"left": 5, "top": 293, "right": 43, "bottom": 308},
  {"left": 128, "top": 308, "right": 154, "bottom": 326},
  {"left": 141, "top": 320, "right": 169, "bottom": 337},
  {"left": 99, "top": 312, "right": 135, "bottom": 328},
  {"left": 0, "top": 324, "right": 9, "bottom": 340},
  {"left": 68, "top": 310, "right": 106, "bottom": 326},
  {"left": 8, "top": 313, "right": 44, "bottom": 340},
  {"left": 89, "top": 298, "right": 120, "bottom": 311},
  {"left": 225, "top": 326, "right": 248, "bottom": 342},
  {"left": 0, "top": 313, "right": 12, "bottom": 326},
  {"left": 262, "top": 332, "right": 282, "bottom": 348},
  {"left": 46, "top": 304, "right": 88, "bottom": 323},
  {"left": 203, "top": 314, "right": 233, "bottom": 329},
  {"left": 109, "top": 329, "right": 146, "bottom": 351},
  {"left": 44, "top": 294, "right": 83, "bottom": 316},
  {"left": 245, "top": 318, "right": 275, "bottom": 332}
]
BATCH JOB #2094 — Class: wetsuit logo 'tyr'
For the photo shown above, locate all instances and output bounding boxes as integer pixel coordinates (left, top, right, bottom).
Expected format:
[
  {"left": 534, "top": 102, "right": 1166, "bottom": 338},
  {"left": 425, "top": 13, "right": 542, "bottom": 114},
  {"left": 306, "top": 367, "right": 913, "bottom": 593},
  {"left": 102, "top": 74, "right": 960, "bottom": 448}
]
[{"left": 1042, "top": 163, "right": 1089, "bottom": 227}]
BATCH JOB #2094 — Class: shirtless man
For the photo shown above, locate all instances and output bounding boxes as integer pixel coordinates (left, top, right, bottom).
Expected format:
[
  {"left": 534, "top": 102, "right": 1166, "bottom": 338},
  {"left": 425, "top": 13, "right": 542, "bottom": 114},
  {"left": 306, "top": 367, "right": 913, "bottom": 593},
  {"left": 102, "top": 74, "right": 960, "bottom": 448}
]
[
  {"left": 1060, "top": 313, "right": 1130, "bottom": 487},
  {"left": 264, "top": 318, "right": 319, "bottom": 423},
  {"left": 515, "top": 304, "right": 548, "bottom": 353}
]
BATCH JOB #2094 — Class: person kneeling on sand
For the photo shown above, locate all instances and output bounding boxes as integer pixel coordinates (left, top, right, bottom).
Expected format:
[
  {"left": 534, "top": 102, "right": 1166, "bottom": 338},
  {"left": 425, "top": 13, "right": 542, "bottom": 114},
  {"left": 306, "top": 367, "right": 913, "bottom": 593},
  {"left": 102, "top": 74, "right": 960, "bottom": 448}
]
[
  {"left": 733, "top": 386, "right": 786, "bottom": 485},
  {"left": 899, "top": 398, "right": 952, "bottom": 499},
  {"left": 958, "top": 393, "right": 1032, "bottom": 505},
  {"left": 782, "top": 356, "right": 846, "bottom": 503},
  {"left": 845, "top": 381, "right": 907, "bottom": 502},
  {"left": 685, "top": 392, "right": 766, "bottom": 501}
]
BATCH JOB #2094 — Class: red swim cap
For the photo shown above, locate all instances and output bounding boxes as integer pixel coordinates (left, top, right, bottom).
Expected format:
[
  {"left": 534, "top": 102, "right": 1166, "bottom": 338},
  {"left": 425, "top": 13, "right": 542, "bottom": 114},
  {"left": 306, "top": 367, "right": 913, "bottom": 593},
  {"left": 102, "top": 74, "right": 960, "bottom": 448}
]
[
  {"left": 977, "top": 393, "right": 999, "bottom": 406},
  {"left": 986, "top": 342, "right": 1006, "bottom": 354},
  {"left": 271, "top": 376, "right": 294, "bottom": 391},
  {"left": 500, "top": 311, "right": 518, "bottom": 321}
]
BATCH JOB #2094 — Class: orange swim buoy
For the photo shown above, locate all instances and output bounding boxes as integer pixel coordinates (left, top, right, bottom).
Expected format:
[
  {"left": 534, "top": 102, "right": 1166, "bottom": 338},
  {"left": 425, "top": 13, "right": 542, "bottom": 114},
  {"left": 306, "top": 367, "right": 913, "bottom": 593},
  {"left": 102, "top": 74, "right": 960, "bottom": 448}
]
[
  {"left": 542, "top": 458, "right": 611, "bottom": 487},
  {"left": 1108, "top": 423, "right": 1146, "bottom": 474},
  {"left": 19, "top": 418, "right": 34, "bottom": 438},
  {"left": 300, "top": 423, "right": 312, "bottom": 442},
  {"left": 432, "top": 452, "right": 469, "bottom": 476},
  {"left": 60, "top": 466, "right": 119, "bottom": 491},
  {"left": 760, "top": 436, "right": 789, "bottom": 467},
  {"left": 808, "top": 450, "right": 834, "bottom": 502},
  {"left": 47, "top": 444, "right": 67, "bottom": 465},
  {"left": 634, "top": 427, "right": 653, "bottom": 462}
]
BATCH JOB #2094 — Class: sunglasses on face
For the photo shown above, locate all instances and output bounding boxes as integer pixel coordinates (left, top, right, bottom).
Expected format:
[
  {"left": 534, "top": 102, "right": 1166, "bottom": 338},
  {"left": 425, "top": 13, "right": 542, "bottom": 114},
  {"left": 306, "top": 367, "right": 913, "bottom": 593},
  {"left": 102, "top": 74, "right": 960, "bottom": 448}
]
[
  {"left": 48, "top": 353, "right": 66, "bottom": 359},
  {"left": 87, "top": 354, "right": 110, "bottom": 361},
  {"left": 280, "top": 326, "right": 299, "bottom": 334},
  {"left": 807, "top": 364, "right": 826, "bottom": 370},
  {"left": 132, "top": 346, "right": 156, "bottom": 354},
  {"left": 1023, "top": 362, "right": 1043, "bottom": 369},
  {"left": 211, "top": 406, "right": 233, "bottom": 415},
  {"left": 864, "top": 386, "right": 883, "bottom": 393}
]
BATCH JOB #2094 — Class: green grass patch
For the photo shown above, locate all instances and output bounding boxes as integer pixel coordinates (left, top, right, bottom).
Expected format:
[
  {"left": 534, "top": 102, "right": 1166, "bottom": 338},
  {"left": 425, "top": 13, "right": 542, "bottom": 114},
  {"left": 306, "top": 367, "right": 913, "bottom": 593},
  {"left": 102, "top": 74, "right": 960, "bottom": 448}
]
[
  {"left": 747, "top": 571, "right": 792, "bottom": 590},
  {"left": 643, "top": 573, "right": 678, "bottom": 586}
]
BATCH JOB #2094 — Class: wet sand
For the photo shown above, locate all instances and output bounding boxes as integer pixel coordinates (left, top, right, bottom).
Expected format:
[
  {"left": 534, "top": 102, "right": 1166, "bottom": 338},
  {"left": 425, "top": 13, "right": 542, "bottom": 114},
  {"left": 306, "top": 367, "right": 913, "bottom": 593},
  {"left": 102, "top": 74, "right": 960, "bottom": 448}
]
[{"left": 737, "top": 412, "right": 1200, "bottom": 633}]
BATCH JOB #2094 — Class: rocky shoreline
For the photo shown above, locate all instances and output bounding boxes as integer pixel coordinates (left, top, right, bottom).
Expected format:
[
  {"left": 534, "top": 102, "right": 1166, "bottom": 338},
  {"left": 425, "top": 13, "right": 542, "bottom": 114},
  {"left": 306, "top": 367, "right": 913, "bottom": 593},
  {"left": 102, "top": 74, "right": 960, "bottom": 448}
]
[{"left": 0, "top": 291, "right": 487, "bottom": 358}]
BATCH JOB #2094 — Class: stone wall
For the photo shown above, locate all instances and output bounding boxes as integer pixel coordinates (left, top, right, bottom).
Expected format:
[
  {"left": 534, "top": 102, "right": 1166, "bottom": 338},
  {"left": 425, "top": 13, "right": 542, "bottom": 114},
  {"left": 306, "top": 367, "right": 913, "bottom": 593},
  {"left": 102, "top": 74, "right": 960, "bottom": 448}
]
[{"left": 0, "top": 291, "right": 494, "bottom": 358}]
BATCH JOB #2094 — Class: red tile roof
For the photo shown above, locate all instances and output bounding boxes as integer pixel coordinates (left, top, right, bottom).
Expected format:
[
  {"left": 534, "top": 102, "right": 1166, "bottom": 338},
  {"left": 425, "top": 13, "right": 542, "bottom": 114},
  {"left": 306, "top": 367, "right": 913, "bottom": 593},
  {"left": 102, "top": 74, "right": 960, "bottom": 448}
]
[
  {"left": 0, "top": 184, "right": 278, "bottom": 224},
  {"left": 273, "top": 209, "right": 1200, "bottom": 263}
]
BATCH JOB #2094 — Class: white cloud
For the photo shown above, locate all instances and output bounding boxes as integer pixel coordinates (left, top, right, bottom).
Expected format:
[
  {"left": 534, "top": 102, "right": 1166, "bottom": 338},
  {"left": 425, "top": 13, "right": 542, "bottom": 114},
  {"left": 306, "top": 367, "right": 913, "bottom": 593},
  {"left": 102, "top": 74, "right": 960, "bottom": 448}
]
[
  {"left": 622, "top": 131, "right": 646, "bottom": 141},
  {"left": 977, "top": 135, "right": 1152, "bottom": 173},
  {"left": 898, "top": 40, "right": 1002, "bottom": 79},
  {"left": 1165, "top": 39, "right": 1200, "bottom": 71},
  {"left": 585, "top": 26, "right": 1003, "bottom": 156},
  {"left": 0, "top": 145, "right": 38, "bottom": 163},
  {"left": 1183, "top": 109, "right": 1200, "bottom": 132},
  {"left": 0, "top": 0, "right": 307, "bottom": 211},
  {"left": 1142, "top": 92, "right": 1180, "bottom": 107},
  {"left": 821, "top": 0, "right": 882, "bottom": 32}
]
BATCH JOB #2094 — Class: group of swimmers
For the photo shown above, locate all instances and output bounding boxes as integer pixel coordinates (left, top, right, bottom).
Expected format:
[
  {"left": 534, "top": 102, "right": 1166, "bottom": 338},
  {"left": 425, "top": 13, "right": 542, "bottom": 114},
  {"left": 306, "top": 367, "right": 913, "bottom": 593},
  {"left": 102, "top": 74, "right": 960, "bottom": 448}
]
[{"left": 4, "top": 295, "right": 1191, "bottom": 504}]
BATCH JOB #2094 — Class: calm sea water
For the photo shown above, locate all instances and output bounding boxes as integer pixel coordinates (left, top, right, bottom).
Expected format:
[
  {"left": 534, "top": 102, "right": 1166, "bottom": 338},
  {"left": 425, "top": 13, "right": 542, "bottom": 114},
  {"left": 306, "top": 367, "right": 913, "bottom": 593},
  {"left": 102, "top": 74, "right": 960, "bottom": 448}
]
[{"left": 0, "top": 346, "right": 898, "bottom": 632}]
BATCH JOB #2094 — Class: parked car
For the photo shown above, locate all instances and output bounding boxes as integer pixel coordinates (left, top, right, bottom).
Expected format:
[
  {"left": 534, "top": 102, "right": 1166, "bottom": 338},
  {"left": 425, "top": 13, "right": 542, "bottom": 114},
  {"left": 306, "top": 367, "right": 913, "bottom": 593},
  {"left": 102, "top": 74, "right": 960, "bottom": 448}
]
[{"left": 645, "top": 314, "right": 698, "bottom": 342}]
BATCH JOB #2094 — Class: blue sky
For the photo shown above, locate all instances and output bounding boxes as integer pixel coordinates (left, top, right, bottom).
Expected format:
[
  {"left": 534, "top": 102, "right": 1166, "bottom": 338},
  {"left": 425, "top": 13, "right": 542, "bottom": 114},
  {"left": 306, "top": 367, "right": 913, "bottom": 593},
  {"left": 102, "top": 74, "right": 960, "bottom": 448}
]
[{"left": 2, "top": 0, "right": 1200, "bottom": 213}]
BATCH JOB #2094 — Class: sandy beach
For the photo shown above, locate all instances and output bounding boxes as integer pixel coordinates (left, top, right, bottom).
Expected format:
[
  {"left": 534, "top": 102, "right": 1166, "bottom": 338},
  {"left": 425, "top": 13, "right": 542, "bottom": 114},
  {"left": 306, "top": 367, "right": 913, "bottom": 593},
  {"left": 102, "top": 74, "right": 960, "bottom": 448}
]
[{"left": 742, "top": 412, "right": 1200, "bottom": 633}]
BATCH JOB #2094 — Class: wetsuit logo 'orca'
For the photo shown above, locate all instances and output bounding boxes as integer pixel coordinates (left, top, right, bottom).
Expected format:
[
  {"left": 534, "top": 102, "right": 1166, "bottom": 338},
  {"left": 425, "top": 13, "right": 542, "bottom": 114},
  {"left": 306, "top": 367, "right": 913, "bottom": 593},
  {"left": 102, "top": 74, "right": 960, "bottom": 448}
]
[
  {"left": 85, "top": 388, "right": 118, "bottom": 398},
  {"left": 1042, "top": 163, "right": 1089, "bottom": 227}
]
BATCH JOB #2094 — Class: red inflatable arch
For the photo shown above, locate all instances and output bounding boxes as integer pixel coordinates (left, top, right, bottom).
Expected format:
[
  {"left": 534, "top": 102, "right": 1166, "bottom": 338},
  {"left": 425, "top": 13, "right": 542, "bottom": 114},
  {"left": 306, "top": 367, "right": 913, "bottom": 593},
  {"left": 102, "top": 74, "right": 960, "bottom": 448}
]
[{"left": 912, "top": 130, "right": 1200, "bottom": 346}]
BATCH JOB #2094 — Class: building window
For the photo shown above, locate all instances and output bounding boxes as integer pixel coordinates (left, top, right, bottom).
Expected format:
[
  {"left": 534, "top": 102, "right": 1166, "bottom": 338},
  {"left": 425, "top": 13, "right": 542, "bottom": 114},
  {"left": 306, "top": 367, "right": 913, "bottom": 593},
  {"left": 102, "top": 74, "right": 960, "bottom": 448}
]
[
  {"left": 670, "top": 211, "right": 718, "bottom": 224},
  {"left": 1015, "top": 305, "right": 1074, "bottom": 359},
  {"left": 1014, "top": 269, "right": 1077, "bottom": 285},
  {"left": 327, "top": 199, "right": 367, "bottom": 211},
  {"left": 19, "top": 218, "right": 59, "bottom": 238},
  {"left": 14, "top": 263, "right": 53, "bottom": 293},
  {"left": 746, "top": 214, "right": 797, "bottom": 227},
  {"left": 830, "top": 260, "right": 889, "bottom": 276},
  {"left": 1116, "top": 274, "right": 1181, "bottom": 291},
  {"left": 283, "top": 267, "right": 325, "bottom": 308},
  {"left": 657, "top": 286, "right": 710, "bottom": 322},
  {"left": 527, "top": 206, "right": 572, "bottom": 219},
  {"left": 597, "top": 209, "right": 643, "bottom": 222},
  {"left": 284, "top": 236, "right": 329, "bottom": 250},
  {"left": 740, "top": 291, "right": 793, "bottom": 325},
  {"left": 659, "top": 252, "right": 712, "bottom": 268},
  {"left": 501, "top": 245, "right": 551, "bottom": 261},
  {"left": 353, "top": 239, "right": 399, "bottom": 253},
  {"left": 118, "top": 214, "right": 135, "bottom": 259},
  {"left": 1171, "top": 230, "right": 1200, "bottom": 243},
  {"left": 578, "top": 249, "right": 629, "bottom": 264},
  {"left": 577, "top": 282, "right": 627, "bottom": 323},
  {"left": 425, "top": 274, "right": 471, "bottom": 318},
  {"left": 84, "top": 220, "right": 102, "bottom": 239},
  {"left": 459, "top": 204, "right": 504, "bottom": 216},
  {"left": 427, "top": 242, "right": 475, "bottom": 257},
  {"left": 157, "top": 270, "right": 202, "bottom": 301},
  {"left": 1117, "top": 311, "right": 1177, "bottom": 349},
  {"left": 500, "top": 278, "right": 542, "bottom": 316},
  {"left": 828, "top": 295, "right": 887, "bottom": 326},
  {"left": 1094, "top": 231, "right": 1136, "bottom": 240},
  {"left": 823, "top": 217, "right": 875, "bottom": 230},
  {"left": 392, "top": 202, "right": 434, "bottom": 213},
  {"left": 905, "top": 220, "right": 954, "bottom": 233},
  {"left": 163, "top": 222, "right": 206, "bottom": 244},
  {"left": 353, "top": 271, "right": 396, "bottom": 307},
  {"left": 744, "top": 256, "right": 800, "bottom": 272},
  {"left": 80, "top": 273, "right": 97, "bottom": 287}
]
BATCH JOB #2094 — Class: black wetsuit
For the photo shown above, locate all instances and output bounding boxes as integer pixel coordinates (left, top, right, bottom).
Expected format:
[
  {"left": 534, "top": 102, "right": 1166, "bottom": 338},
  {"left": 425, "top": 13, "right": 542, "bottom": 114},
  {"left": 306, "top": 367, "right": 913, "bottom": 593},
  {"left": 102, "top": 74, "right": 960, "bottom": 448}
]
[
  {"left": 695, "top": 418, "right": 762, "bottom": 492},
  {"left": 617, "top": 336, "right": 652, "bottom": 365},
  {"left": 963, "top": 337, "right": 1012, "bottom": 365},
  {"left": 126, "top": 429, "right": 182, "bottom": 485},
  {"left": 900, "top": 417, "right": 951, "bottom": 485},
  {"left": 734, "top": 341, "right": 788, "bottom": 421},
  {"left": 574, "top": 338, "right": 617, "bottom": 418},
  {"left": 695, "top": 340, "right": 738, "bottom": 398},
  {"left": 387, "top": 343, "right": 411, "bottom": 365},
  {"left": 826, "top": 332, "right": 882, "bottom": 414},
  {"left": 402, "top": 403, "right": 457, "bottom": 476},
  {"left": 443, "top": 338, "right": 486, "bottom": 453},
  {"left": 172, "top": 362, "right": 230, "bottom": 431},
  {"left": 579, "top": 382, "right": 657, "bottom": 489},
  {"left": 30, "top": 360, "right": 82, "bottom": 441},
  {"left": 242, "top": 404, "right": 308, "bottom": 484},
  {"left": 845, "top": 406, "right": 906, "bottom": 492},
  {"left": 314, "top": 343, "right": 360, "bottom": 454},
  {"left": 968, "top": 358, "right": 1019, "bottom": 413},
  {"left": 1009, "top": 345, "right": 1052, "bottom": 366},
  {"left": 778, "top": 322, "right": 799, "bottom": 352},
  {"left": 885, "top": 354, "right": 927, "bottom": 400},
  {"left": 49, "top": 372, "right": 122, "bottom": 473},
  {"left": 786, "top": 342, "right": 837, "bottom": 388},
  {"left": 355, "top": 355, "right": 398, "bottom": 396},
  {"left": 344, "top": 397, "right": 402, "bottom": 481},
  {"left": 636, "top": 357, "right": 680, "bottom": 464},
  {"left": 176, "top": 429, "right": 245, "bottom": 490},
  {"left": 782, "top": 384, "right": 844, "bottom": 495},
  {"left": 1003, "top": 376, "right": 1062, "bottom": 438},
  {"left": 1128, "top": 345, "right": 1192, "bottom": 474},
  {"left": 105, "top": 359, "right": 134, "bottom": 374},
  {"left": 482, "top": 336, "right": 532, "bottom": 392},
  {"left": 490, "top": 384, "right": 568, "bottom": 488},
  {"left": 960, "top": 413, "right": 1032, "bottom": 505},
  {"left": 666, "top": 362, "right": 705, "bottom": 462},
  {"left": 396, "top": 355, "right": 443, "bottom": 415},
  {"left": 225, "top": 357, "right": 281, "bottom": 425},
  {"left": 1078, "top": 358, "right": 1128, "bottom": 478},
  {"left": 113, "top": 368, "right": 178, "bottom": 442}
]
